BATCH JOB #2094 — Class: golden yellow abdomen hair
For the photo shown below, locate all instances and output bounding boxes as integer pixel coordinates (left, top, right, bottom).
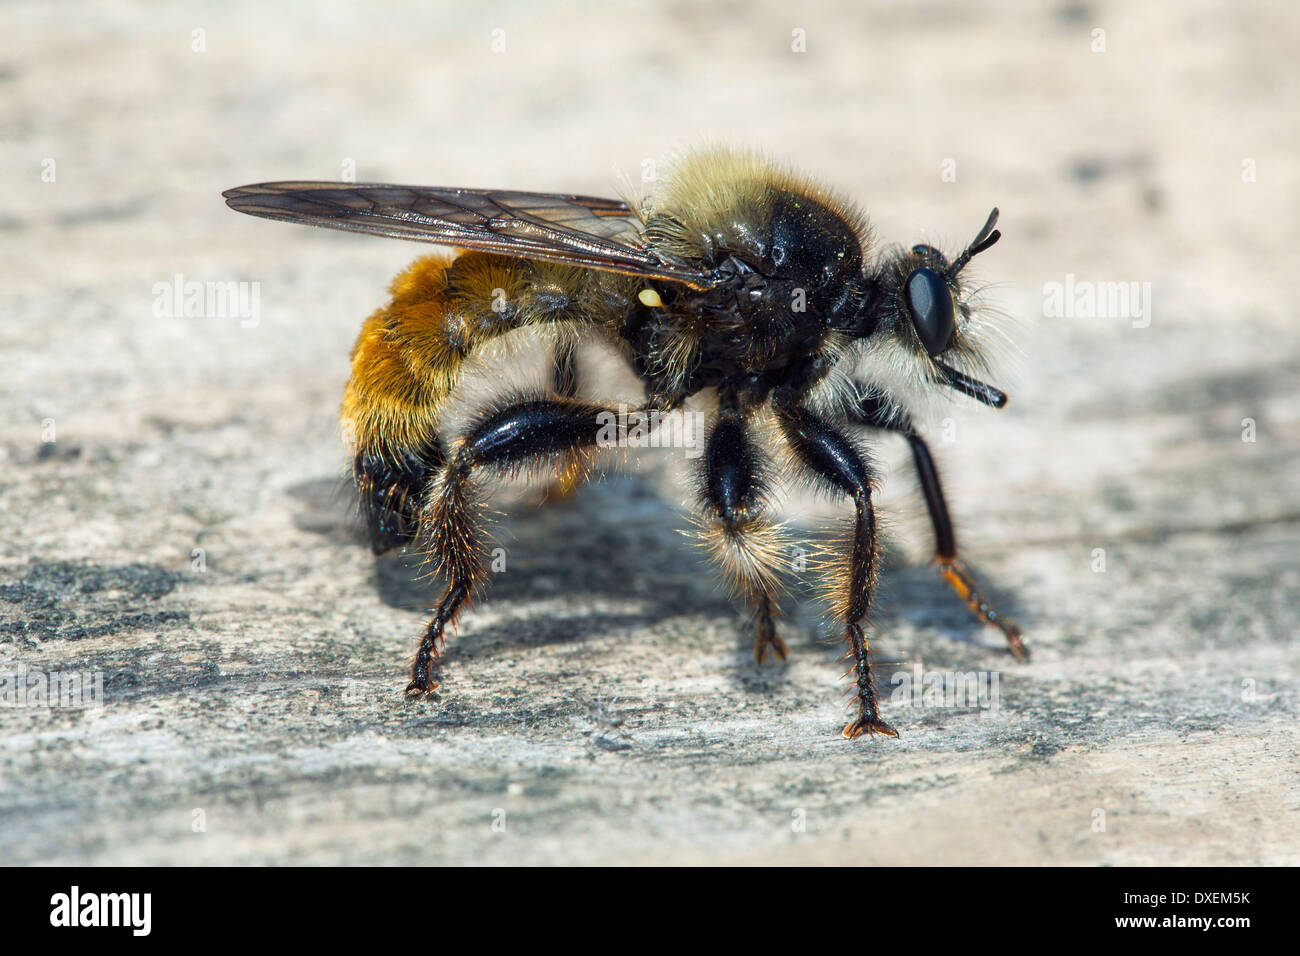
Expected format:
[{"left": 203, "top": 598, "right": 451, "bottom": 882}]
[{"left": 341, "top": 251, "right": 610, "bottom": 458}]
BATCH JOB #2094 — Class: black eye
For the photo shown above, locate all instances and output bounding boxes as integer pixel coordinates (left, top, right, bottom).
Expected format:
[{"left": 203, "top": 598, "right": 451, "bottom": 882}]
[{"left": 904, "top": 267, "right": 956, "bottom": 355}]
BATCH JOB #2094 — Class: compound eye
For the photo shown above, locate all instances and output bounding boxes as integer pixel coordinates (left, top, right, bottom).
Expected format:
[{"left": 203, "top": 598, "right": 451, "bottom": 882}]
[{"left": 904, "top": 267, "right": 956, "bottom": 356}]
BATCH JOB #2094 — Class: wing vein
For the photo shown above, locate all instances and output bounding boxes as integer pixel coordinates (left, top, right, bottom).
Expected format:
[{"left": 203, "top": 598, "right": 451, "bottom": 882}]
[{"left": 222, "top": 181, "right": 718, "bottom": 289}]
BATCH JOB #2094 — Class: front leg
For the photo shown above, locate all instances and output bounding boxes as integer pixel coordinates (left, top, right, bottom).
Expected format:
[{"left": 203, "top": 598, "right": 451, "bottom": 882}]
[
  {"left": 851, "top": 394, "right": 1028, "bottom": 661},
  {"left": 775, "top": 398, "right": 896, "bottom": 738}
]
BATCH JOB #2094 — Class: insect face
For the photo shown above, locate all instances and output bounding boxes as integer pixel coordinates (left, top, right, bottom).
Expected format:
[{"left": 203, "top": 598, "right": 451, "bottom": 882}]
[{"left": 853, "top": 208, "right": 1007, "bottom": 408}]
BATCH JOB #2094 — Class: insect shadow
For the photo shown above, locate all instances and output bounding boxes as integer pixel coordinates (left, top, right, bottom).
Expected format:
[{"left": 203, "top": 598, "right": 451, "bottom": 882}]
[
  {"left": 290, "top": 469, "right": 1023, "bottom": 686},
  {"left": 373, "top": 474, "right": 734, "bottom": 668}
]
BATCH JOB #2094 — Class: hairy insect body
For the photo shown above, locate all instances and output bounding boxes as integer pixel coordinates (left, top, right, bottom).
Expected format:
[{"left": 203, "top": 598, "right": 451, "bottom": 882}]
[
  {"left": 344, "top": 252, "right": 632, "bottom": 551},
  {"left": 224, "top": 146, "right": 1026, "bottom": 738},
  {"left": 635, "top": 169, "right": 871, "bottom": 405},
  {"left": 343, "top": 252, "right": 619, "bottom": 457}
]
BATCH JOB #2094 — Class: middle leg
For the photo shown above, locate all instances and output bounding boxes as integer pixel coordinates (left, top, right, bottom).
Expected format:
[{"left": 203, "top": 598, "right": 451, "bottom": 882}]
[{"left": 695, "top": 406, "right": 789, "bottom": 664}]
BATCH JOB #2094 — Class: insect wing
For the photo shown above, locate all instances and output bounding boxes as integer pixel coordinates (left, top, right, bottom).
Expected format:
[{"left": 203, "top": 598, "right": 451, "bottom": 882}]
[{"left": 222, "top": 182, "right": 714, "bottom": 287}]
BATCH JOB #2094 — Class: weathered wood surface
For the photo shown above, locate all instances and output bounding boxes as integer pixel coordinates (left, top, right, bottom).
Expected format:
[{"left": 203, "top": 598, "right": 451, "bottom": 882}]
[{"left": 2, "top": 1, "right": 1296, "bottom": 865}]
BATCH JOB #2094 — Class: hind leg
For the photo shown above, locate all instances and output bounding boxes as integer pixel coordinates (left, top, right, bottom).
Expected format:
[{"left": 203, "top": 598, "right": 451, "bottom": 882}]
[
  {"left": 406, "top": 395, "right": 631, "bottom": 698},
  {"left": 353, "top": 441, "right": 444, "bottom": 554}
]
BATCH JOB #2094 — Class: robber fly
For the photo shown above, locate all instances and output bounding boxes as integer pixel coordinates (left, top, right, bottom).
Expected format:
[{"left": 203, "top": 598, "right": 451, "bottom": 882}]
[{"left": 223, "top": 146, "right": 1026, "bottom": 739}]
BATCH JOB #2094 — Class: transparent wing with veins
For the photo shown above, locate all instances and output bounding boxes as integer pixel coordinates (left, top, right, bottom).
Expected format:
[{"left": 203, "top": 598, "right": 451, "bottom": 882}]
[{"left": 222, "top": 181, "right": 716, "bottom": 288}]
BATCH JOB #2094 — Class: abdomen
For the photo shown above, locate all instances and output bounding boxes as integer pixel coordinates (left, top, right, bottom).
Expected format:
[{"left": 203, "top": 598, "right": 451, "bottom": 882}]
[{"left": 342, "top": 251, "right": 621, "bottom": 552}]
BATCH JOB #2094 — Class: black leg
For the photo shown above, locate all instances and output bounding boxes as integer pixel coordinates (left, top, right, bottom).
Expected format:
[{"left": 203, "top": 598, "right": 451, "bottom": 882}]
[
  {"left": 405, "top": 394, "right": 622, "bottom": 698},
  {"left": 354, "top": 439, "right": 445, "bottom": 555},
  {"left": 775, "top": 399, "right": 896, "bottom": 738},
  {"left": 696, "top": 408, "right": 787, "bottom": 663},
  {"left": 850, "top": 394, "right": 1028, "bottom": 660}
]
